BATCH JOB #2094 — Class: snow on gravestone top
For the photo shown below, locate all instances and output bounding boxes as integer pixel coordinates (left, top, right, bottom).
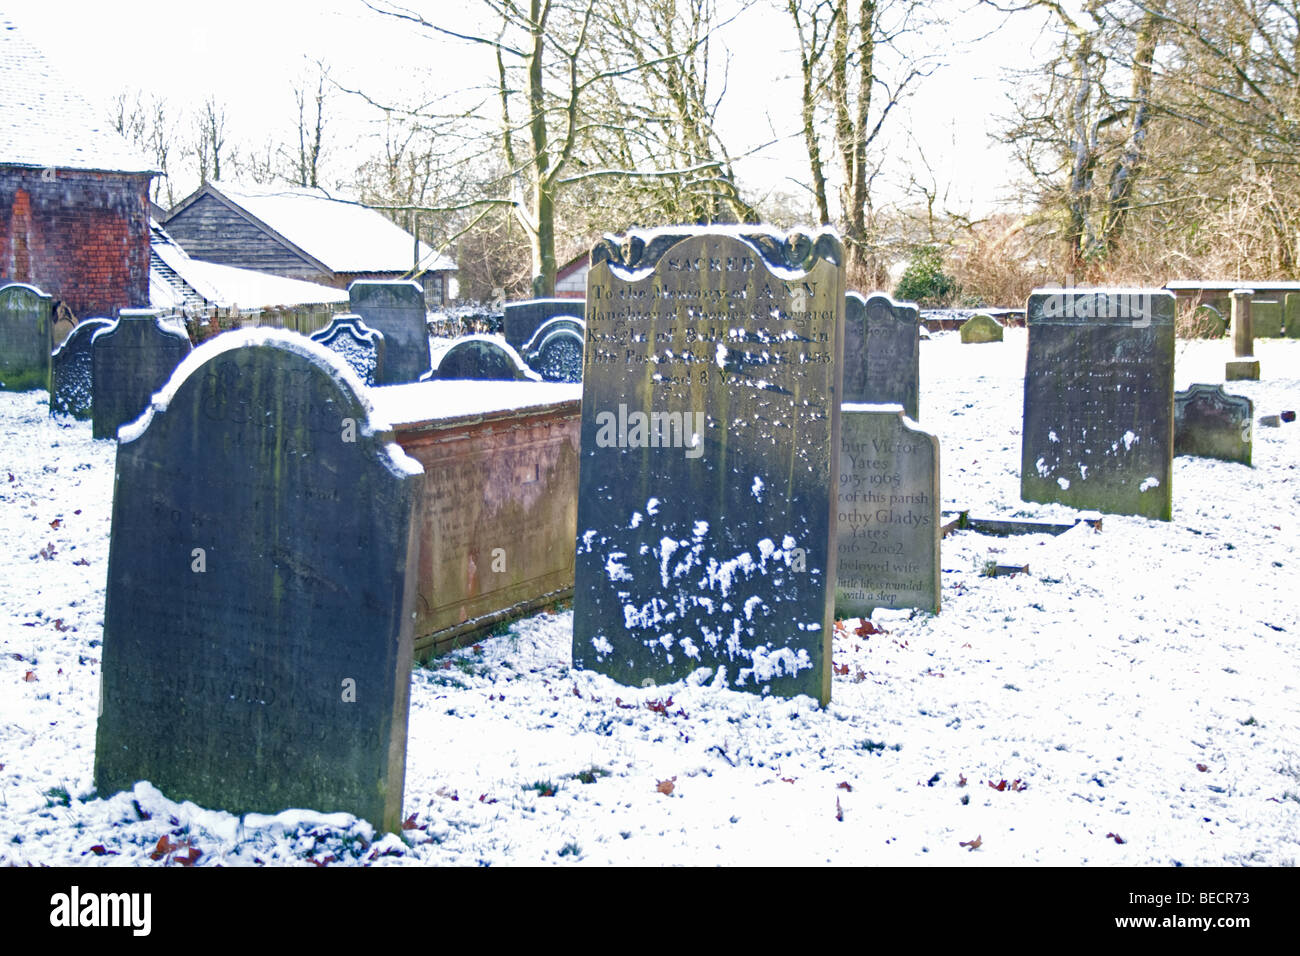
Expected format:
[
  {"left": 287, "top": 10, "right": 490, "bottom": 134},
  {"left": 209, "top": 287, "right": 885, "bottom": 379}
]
[
  {"left": 836, "top": 404, "right": 939, "bottom": 618},
  {"left": 49, "top": 317, "right": 113, "bottom": 419},
  {"left": 503, "top": 298, "right": 583, "bottom": 351},
  {"left": 94, "top": 329, "right": 424, "bottom": 834},
  {"left": 843, "top": 291, "right": 920, "bottom": 420},
  {"left": 310, "top": 313, "right": 385, "bottom": 387},
  {"left": 523, "top": 317, "right": 585, "bottom": 383},
  {"left": 0, "top": 282, "right": 53, "bottom": 392},
  {"left": 573, "top": 226, "right": 845, "bottom": 705},
  {"left": 91, "top": 309, "right": 192, "bottom": 440},
  {"left": 1020, "top": 288, "right": 1175, "bottom": 521},
  {"left": 348, "top": 280, "right": 430, "bottom": 385}
]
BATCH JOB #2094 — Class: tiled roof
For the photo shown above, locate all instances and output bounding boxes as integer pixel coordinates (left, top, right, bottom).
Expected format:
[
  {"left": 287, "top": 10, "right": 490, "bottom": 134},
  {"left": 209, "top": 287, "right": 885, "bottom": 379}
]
[{"left": 0, "top": 16, "right": 156, "bottom": 174}]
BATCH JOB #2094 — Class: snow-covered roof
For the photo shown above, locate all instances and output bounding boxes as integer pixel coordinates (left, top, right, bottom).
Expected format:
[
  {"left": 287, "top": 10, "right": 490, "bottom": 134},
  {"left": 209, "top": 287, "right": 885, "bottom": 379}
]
[
  {"left": 170, "top": 181, "right": 457, "bottom": 276},
  {"left": 0, "top": 17, "right": 156, "bottom": 174},
  {"left": 150, "top": 220, "right": 348, "bottom": 310}
]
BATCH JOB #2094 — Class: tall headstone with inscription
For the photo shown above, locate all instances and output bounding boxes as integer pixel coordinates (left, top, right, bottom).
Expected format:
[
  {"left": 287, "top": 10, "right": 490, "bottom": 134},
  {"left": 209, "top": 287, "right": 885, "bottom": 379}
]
[
  {"left": 1021, "top": 288, "right": 1174, "bottom": 520},
  {"left": 1174, "top": 384, "right": 1252, "bottom": 466},
  {"left": 50, "top": 318, "right": 113, "bottom": 419},
  {"left": 348, "top": 280, "right": 431, "bottom": 384},
  {"left": 843, "top": 293, "right": 920, "bottom": 420},
  {"left": 310, "top": 314, "right": 385, "bottom": 386},
  {"left": 836, "top": 405, "right": 939, "bottom": 617},
  {"left": 573, "top": 227, "right": 845, "bottom": 704},
  {"left": 91, "top": 310, "right": 192, "bottom": 440},
  {"left": 94, "top": 330, "right": 423, "bottom": 833},
  {"left": 0, "top": 282, "right": 53, "bottom": 392}
]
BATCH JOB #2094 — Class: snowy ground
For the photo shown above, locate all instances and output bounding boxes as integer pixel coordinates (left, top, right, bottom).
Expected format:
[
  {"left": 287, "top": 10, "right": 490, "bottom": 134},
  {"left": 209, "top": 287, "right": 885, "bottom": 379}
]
[{"left": 1, "top": 331, "right": 1297, "bottom": 866}]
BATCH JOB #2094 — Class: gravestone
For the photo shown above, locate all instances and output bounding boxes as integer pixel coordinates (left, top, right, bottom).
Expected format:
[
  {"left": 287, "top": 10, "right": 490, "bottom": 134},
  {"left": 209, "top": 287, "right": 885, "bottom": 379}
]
[
  {"left": 960, "top": 313, "right": 1003, "bottom": 343},
  {"left": 94, "top": 330, "right": 423, "bottom": 833},
  {"left": 1285, "top": 293, "right": 1300, "bottom": 338},
  {"left": 836, "top": 404, "right": 939, "bottom": 617},
  {"left": 503, "top": 298, "right": 584, "bottom": 351},
  {"left": 1021, "top": 288, "right": 1175, "bottom": 521},
  {"left": 573, "top": 227, "right": 845, "bottom": 704},
  {"left": 0, "top": 282, "right": 53, "bottom": 392},
  {"left": 91, "top": 310, "right": 192, "bottom": 440},
  {"left": 523, "top": 317, "right": 585, "bottom": 383},
  {"left": 1174, "top": 384, "right": 1252, "bottom": 466},
  {"left": 310, "top": 314, "right": 386, "bottom": 386},
  {"left": 1226, "top": 288, "right": 1259, "bottom": 381},
  {"left": 843, "top": 292, "right": 920, "bottom": 420},
  {"left": 348, "top": 280, "right": 430, "bottom": 384},
  {"left": 1251, "top": 298, "right": 1283, "bottom": 338},
  {"left": 429, "top": 336, "right": 540, "bottom": 381},
  {"left": 1189, "top": 304, "right": 1227, "bottom": 338},
  {"left": 49, "top": 318, "right": 113, "bottom": 419}
]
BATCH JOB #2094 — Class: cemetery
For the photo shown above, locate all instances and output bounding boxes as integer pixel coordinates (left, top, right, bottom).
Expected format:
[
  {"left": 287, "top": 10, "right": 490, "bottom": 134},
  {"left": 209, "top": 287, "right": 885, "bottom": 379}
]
[{"left": 2, "top": 3, "right": 1299, "bottom": 873}]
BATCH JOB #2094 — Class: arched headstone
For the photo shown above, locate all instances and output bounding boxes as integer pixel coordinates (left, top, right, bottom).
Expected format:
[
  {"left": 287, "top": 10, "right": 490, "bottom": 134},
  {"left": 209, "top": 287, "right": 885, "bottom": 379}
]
[
  {"left": 91, "top": 309, "right": 192, "bottom": 440},
  {"left": 843, "top": 292, "right": 920, "bottom": 419},
  {"left": 0, "top": 282, "right": 53, "bottom": 392},
  {"left": 430, "top": 336, "right": 541, "bottom": 381},
  {"left": 49, "top": 318, "right": 114, "bottom": 419},
  {"left": 959, "top": 313, "right": 1004, "bottom": 343},
  {"left": 310, "top": 314, "right": 386, "bottom": 386},
  {"left": 523, "top": 316, "right": 585, "bottom": 383}
]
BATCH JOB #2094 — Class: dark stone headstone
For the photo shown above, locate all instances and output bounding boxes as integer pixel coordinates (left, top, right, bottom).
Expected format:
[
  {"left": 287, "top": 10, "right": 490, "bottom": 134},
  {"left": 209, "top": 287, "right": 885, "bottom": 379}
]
[
  {"left": 1285, "top": 293, "right": 1300, "bottom": 338},
  {"left": 49, "top": 318, "right": 113, "bottom": 419},
  {"left": 0, "top": 282, "right": 53, "bottom": 392},
  {"left": 960, "top": 313, "right": 1003, "bottom": 343},
  {"left": 1189, "top": 304, "right": 1226, "bottom": 338},
  {"left": 91, "top": 310, "right": 192, "bottom": 440},
  {"left": 348, "top": 280, "right": 430, "bottom": 384},
  {"left": 429, "top": 336, "right": 540, "bottom": 381},
  {"left": 523, "top": 317, "right": 585, "bottom": 383},
  {"left": 1252, "top": 298, "right": 1283, "bottom": 338},
  {"left": 836, "top": 404, "right": 940, "bottom": 617},
  {"left": 310, "top": 314, "right": 386, "bottom": 386},
  {"left": 94, "top": 330, "right": 423, "bottom": 833},
  {"left": 573, "top": 227, "right": 845, "bottom": 704},
  {"left": 1021, "top": 288, "right": 1175, "bottom": 520},
  {"left": 1174, "top": 384, "right": 1252, "bottom": 465},
  {"left": 503, "top": 298, "right": 584, "bottom": 351},
  {"left": 843, "top": 292, "right": 919, "bottom": 420}
]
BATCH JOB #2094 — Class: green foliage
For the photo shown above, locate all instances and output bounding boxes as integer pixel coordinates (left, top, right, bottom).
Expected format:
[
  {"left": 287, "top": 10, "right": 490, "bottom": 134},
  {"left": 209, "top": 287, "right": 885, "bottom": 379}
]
[
  {"left": 524, "top": 780, "right": 558, "bottom": 797},
  {"left": 858, "top": 739, "right": 901, "bottom": 754},
  {"left": 894, "top": 245, "right": 957, "bottom": 306},
  {"left": 44, "top": 785, "right": 71, "bottom": 808}
]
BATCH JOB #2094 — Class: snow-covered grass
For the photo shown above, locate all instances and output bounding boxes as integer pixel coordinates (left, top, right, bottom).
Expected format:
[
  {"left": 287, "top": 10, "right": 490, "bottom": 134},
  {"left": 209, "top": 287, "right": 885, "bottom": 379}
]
[{"left": 1, "top": 332, "right": 1298, "bottom": 866}]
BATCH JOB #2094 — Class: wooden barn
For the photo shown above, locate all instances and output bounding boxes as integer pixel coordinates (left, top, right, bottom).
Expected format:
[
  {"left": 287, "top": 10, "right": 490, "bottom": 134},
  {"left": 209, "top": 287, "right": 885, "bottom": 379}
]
[
  {"left": 0, "top": 16, "right": 156, "bottom": 320},
  {"left": 162, "top": 182, "right": 458, "bottom": 309}
]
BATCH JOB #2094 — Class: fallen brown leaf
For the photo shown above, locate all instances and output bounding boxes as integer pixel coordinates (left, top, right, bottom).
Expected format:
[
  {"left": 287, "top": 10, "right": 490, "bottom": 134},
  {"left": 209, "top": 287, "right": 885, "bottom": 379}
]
[
  {"left": 1106, "top": 832, "right": 1126, "bottom": 844},
  {"left": 656, "top": 777, "right": 676, "bottom": 796},
  {"left": 23, "top": 671, "right": 36, "bottom": 682},
  {"left": 960, "top": 835, "right": 983, "bottom": 851},
  {"left": 837, "top": 781, "right": 853, "bottom": 792},
  {"left": 1196, "top": 763, "right": 1209, "bottom": 772},
  {"left": 150, "top": 835, "right": 176, "bottom": 861}
]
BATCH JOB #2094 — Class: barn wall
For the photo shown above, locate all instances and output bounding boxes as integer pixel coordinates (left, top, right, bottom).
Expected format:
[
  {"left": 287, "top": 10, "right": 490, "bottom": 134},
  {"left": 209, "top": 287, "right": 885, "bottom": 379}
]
[{"left": 163, "top": 193, "right": 323, "bottom": 280}]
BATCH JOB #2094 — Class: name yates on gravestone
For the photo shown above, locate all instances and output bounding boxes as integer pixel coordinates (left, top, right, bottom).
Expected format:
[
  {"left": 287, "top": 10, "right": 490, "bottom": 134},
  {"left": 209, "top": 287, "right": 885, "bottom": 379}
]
[
  {"left": 1021, "top": 288, "right": 1175, "bottom": 521},
  {"left": 94, "top": 330, "right": 423, "bottom": 833},
  {"left": 843, "top": 292, "right": 920, "bottom": 420},
  {"left": 91, "top": 310, "right": 192, "bottom": 441},
  {"left": 573, "top": 227, "right": 845, "bottom": 704}
]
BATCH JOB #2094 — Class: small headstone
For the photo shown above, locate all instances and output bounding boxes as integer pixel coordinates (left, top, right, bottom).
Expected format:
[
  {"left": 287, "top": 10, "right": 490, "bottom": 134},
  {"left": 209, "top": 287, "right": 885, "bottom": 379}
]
[
  {"left": 49, "top": 318, "right": 113, "bottom": 419},
  {"left": 836, "top": 404, "right": 939, "bottom": 617},
  {"left": 1173, "top": 384, "right": 1252, "bottom": 466},
  {"left": 1251, "top": 298, "right": 1283, "bottom": 338},
  {"left": 348, "top": 280, "right": 430, "bottom": 384},
  {"left": 523, "top": 317, "right": 585, "bottom": 383},
  {"left": 573, "top": 227, "right": 845, "bottom": 704},
  {"left": 960, "top": 313, "right": 1004, "bottom": 343},
  {"left": 94, "top": 330, "right": 423, "bottom": 833},
  {"left": 1021, "top": 288, "right": 1175, "bottom": 521},
  {"left": 91, "top": 310, "right": 192, "bottom": 440},
  {"left": 1285, "top": 293, "right": 1300, "bottom": 338},
  {"left": 503, "top": 298, "right": 584, "bottom": 351},
  {"left": 310, "top": 314, "right": 386, "bottom": 386},
  {"left": 429, "top": 336, "right": 541, "bottom": 381},
  {"left": 0, "top": 282, "right": 53, "bottom": 392},
  {"left": 1189, "top": 304, "right": 1226, "bottom": 338},
  {"left": 843, "top": 292, "right": 920, "bottom": 420},
  {"left": 1225, "top": 358, "right": 1260, "bottom": 381}
]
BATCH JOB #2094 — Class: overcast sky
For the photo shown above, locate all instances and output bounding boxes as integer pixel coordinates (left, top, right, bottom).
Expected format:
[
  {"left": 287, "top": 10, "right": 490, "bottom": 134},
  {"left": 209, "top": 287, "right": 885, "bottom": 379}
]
[{"left": 11, "top": 0, "right": 1055, "bottom": 218}]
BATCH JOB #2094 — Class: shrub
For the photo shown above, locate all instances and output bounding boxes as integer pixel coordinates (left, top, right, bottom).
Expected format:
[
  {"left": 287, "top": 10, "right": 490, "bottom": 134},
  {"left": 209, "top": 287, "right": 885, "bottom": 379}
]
[{"left": 895, "top": 245, "right": 957, "bottom": 306}]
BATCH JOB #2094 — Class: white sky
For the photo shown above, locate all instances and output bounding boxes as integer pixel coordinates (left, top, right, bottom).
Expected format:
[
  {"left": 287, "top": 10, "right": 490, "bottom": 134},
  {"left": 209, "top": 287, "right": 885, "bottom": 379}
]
[{"left": 10, "top": 0, "right": 1056, "bottom": 219}]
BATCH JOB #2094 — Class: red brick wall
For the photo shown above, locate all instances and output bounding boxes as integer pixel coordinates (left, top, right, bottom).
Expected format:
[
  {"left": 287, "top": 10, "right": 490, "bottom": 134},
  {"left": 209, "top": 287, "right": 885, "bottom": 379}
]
[{"left": 0, "top": 166, "right": 152, "bottom": 319}]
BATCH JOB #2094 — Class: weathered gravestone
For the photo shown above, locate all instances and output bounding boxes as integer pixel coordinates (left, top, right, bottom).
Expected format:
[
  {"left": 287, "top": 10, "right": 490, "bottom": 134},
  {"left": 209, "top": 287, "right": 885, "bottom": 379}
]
[
  {"left": 429, "top": 336, "right": 541, "bottom": 381},
  {"left": 348, "top": 280, "right": 430, "bottom": 384},
  {"left": 91, "top": 310, "right": 192, "bottom": 440},
  {"left": 310, "top": 314, "right": 386, "bottom": 386},
  {"left": 1021, "top": 288, "right": 1175, "bottom": 520},
  {"left": 573, "top": 227, "right": 845, "bottom": 704},
  {"left": 0, "top": 282, "right": 53, "bottom": 392},
  {"left": 523, "top": 317, "right": 585, "bottom": 383},
  {"left": 843, "top": 292, "right": 919, "bottom": 420},
  {"left": 1285, "top": 293, "right": 1300, "bottom": 338},
  {"left": 49, "top": 318, "right": 113, "bottom": 419},
  {"left": 1251, "top": 298, "right": 1283, "bottom": 338},
  {"left": 1189, "top": 304, "right": 1227, "bottom": 338},
  {"left": 1174, "top": 383, "right": 1252, "bottom": 466},
  {"left": 960, "top": 313, "right": 1004, "bottom": 343},
  {"left": 94, "top": 330, "right": 423, "bottom": 833},
  {"left": 836, "top": 404, "right": 939, "bottom": 617},
  {"left": 503, "top": 298, "right": 583, "bottom": 351}
]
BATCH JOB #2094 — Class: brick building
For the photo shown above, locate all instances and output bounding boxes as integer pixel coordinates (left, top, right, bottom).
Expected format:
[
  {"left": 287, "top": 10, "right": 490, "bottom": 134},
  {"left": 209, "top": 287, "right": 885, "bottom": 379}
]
[{"left": 0, "top": 17, "right": 157, "bottom": 320}]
